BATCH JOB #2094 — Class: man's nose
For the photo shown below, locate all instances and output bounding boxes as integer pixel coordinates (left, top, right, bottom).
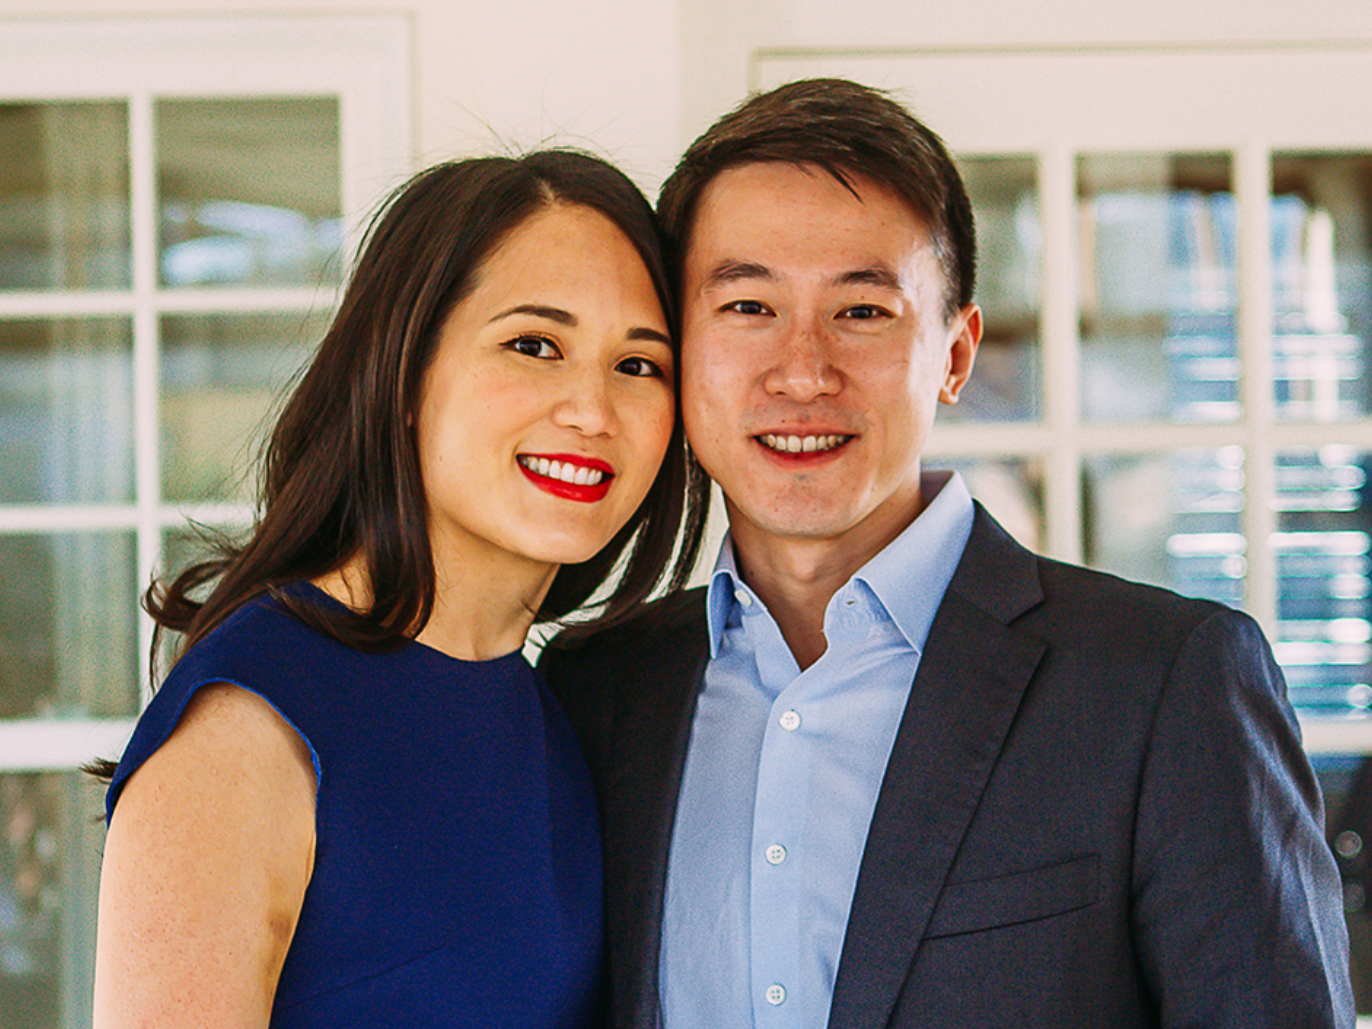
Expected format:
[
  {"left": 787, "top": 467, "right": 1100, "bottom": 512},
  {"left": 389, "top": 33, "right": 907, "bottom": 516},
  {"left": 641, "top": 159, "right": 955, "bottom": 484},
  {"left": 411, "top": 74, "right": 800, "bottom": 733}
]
[{"left": 761, "top": 316, "right": 841, "bottom": 401}]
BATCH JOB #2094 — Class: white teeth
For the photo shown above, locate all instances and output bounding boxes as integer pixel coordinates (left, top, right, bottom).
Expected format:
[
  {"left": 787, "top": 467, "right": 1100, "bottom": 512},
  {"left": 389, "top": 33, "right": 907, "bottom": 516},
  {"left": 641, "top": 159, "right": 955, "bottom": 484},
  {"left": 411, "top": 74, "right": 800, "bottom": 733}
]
[
  {"left": 760, "top": 433, "right": 850, "bottom": 454},
  {"left": 519, "top": 456, "right": 605, "bottom": 485}
]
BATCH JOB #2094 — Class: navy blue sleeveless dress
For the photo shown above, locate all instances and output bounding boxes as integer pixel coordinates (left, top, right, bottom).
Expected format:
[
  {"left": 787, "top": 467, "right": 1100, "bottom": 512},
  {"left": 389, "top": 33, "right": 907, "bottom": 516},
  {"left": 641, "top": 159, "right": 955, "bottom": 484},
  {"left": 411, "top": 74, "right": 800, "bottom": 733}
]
[{"left": 107, "top": 584, "right": 604, "bottom": 1027}]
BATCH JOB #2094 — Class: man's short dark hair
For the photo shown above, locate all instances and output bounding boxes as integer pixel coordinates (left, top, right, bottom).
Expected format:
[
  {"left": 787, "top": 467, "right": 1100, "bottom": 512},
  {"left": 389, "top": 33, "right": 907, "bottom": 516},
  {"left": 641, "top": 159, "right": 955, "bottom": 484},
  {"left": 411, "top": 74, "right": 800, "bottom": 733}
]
[{"left": 658, "top": 77, "right": 976, "bottom": 319}]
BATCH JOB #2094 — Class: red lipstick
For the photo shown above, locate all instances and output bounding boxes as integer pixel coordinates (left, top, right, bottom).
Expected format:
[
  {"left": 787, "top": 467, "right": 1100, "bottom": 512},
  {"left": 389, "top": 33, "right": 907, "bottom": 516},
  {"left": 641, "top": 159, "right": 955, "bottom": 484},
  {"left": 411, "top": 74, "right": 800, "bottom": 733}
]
[{"left": 518, "top": 453, "right": 615, "bottom": 503}]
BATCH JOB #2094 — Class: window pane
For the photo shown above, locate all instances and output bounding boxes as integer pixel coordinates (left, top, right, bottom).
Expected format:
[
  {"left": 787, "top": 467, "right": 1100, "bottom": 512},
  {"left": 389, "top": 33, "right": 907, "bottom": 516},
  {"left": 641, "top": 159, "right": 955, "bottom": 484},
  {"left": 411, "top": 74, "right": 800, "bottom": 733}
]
[
  {"left": 0, "top": 532, "right": 138, "bottom": 719},
  {"left": 1083, "top": 447, "right": 1245, "bottom": 605},
  {"left": 0, "top": 772, "right": 103, "bottom": 1029},
  {"left": 160, "top": 311, "right": 321, "bottom": 503},
  {"left": 0, "top": 102, "right": 130, "bottom": 291},
  {"left": 1271, "top": 153, "right": 1372, "bottom": 421},
  {"left": 935, "top": 457, "right": 1044, "bottom": 552},
  {"left": 1078, "top": 153, "right": 1237, "bottom": 423},
  {"left": 951, "top": 156, "right": 1039, "bottom": 422},
  {"left": 155, "top": 522, "right": 250, "bottom": 671},
  {"left": 156, "top": 97, "right": 342, "bottom": 288},
  {"left": 0, "top": 318, "right": 133, "bottom": 505},
  {"left": 1274, "top": 447, "right": 1372, "bottom": 714}
]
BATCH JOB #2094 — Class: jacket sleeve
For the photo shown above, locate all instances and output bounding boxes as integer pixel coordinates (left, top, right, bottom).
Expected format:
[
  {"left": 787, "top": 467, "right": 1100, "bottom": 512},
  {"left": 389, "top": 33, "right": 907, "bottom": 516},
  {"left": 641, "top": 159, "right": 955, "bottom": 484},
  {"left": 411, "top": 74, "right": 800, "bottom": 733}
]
[{"left": 1131, "top": 606, "right": 1354, "bottom": 1027}]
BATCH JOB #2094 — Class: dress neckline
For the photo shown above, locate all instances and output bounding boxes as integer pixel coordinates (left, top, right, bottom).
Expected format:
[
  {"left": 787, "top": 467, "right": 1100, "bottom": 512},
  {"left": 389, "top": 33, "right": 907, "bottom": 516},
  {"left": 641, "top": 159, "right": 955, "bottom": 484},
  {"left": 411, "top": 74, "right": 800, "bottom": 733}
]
[{"left": 281, "top": 581, "right": 533, "bottom": 670}]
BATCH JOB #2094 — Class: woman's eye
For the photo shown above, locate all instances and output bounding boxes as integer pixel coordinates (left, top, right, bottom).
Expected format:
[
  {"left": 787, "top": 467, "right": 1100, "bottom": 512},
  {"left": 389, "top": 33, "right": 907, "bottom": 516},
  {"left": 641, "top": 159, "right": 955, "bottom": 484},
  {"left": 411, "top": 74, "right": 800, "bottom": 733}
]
[
  {"left": 507, "top": 335, "right": 560, "bottom": 359},
  {"left": 726, "top": 299, "right": 769, "bottom": 316},
  {"left": 616, "top": 356, "right": 665, "bottom": 379}
]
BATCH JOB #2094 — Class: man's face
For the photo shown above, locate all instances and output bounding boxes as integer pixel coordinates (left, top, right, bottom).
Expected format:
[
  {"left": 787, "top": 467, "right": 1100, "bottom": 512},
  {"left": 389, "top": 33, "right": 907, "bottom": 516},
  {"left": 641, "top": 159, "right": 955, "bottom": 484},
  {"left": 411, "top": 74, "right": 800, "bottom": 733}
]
[{"left": 680, "top": 161, "right": 980, "bottom": 564}]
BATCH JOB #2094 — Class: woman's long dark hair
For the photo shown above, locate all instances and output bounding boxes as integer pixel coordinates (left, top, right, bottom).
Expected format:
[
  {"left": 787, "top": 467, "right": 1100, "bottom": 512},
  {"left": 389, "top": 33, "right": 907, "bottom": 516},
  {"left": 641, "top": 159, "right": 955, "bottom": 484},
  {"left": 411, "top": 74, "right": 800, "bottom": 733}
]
[{"left": 148, "top": 149, "right": 709, "bottom": 679}]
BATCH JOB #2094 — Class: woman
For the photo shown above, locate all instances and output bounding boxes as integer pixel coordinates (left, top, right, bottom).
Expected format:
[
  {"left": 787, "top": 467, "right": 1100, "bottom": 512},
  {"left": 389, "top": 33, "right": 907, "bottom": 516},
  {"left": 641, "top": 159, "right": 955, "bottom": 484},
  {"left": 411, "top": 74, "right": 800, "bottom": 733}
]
[{"left": 91, "top": 151, "right": 708, "bottom": 1028}]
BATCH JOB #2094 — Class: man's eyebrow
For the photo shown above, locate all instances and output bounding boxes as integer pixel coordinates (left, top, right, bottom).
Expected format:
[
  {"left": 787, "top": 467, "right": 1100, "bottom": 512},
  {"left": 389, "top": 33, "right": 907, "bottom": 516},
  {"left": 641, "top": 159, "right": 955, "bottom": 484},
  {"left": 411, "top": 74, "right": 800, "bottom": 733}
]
[
  {"left": 700, "top": 260, "right": 776, "bottom": 289},
  {"left": 835, "top": 266, "right": 903, "bottom": 290},
  {"left": 489, "top": 303, "right": 576, "bottom": 326}
]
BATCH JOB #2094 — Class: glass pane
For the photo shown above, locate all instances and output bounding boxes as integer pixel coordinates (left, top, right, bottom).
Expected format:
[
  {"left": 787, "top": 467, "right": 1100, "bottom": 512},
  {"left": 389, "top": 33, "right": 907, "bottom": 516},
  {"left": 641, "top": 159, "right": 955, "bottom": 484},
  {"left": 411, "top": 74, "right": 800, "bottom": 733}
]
[
  {"left": 1078, "top": 153, "right": 1237, "bottom": 423},
  {"left": 156, "top": 97, "right": 342, "bottom": 288},
  {"left": 1083, "top": 447, "right": 1245, "bottom": 605},
  {"left": 0, "top": 102, "right": 130, "bottom": 291},
  {"left": 160, "top": 522, "right": 240, "bottom": 583},
  {"left": 1313, "top": 755, "right": 1372, "bottom": 1015},
  {"left": 160, "top": 311, "right": 321, "bottom": 503},
  {"left": 0, "top": 772, "right": 103, "bottom": 1029},
  {"left": 934, "top": 457, "right": 1044, "bottom": 552},
  {"left": 1274, "top": 447, "right": 1372, "bottom": 714},
  {"left": 1271, "top": 153, "right": 1372, "bottom": 421},
  {"left": 0, "top": 319, "right": 133, "bottom": 505},
  {"left": 0, "top": 532, "right": 138, "bottom": 719},
  {"left": 951, "top": 156, "right": 1039, "bottom": 421},
  {"left": 155, "top": 523, "right": 252, "bottom": 673}
]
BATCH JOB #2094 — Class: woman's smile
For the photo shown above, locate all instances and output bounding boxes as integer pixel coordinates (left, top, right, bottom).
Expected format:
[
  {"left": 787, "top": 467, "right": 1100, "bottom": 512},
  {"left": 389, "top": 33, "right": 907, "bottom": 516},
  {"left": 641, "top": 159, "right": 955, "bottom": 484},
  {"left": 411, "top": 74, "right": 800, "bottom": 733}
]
[{"left": 517, "top": 453, "right": 615, "bottom": 502}]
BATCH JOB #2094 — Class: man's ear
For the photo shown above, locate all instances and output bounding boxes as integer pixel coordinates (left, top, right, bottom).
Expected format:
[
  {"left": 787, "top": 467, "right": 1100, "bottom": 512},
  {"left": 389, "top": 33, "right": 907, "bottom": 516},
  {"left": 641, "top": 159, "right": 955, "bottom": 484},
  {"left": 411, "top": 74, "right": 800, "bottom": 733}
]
[{"left": 939, "top": 303, "right": 982, "bottom": 405}]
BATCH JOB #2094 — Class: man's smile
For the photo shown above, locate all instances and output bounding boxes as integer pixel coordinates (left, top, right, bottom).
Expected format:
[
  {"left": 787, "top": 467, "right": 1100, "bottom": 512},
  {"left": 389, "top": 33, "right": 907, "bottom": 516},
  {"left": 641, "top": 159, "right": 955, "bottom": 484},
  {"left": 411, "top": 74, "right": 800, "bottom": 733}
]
[{"left": 755, "top": 433, "right": 853, "bottom": 454}]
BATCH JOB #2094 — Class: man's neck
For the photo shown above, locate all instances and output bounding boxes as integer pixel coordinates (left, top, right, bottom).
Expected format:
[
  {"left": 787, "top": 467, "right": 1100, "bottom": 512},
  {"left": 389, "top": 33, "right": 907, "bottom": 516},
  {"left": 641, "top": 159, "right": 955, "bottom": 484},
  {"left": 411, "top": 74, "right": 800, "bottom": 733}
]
[{"left": 728, "top": 494, "right": 926, "bottom": 671}]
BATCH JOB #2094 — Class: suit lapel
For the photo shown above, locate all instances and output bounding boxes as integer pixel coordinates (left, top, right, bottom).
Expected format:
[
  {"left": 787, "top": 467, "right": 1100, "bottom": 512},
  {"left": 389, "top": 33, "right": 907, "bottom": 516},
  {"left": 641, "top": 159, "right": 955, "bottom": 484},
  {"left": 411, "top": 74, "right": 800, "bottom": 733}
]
[
  {"left": 601, "top": 603, "right": 709, "bottom": 1029},
  {"left": 828, "top": 507, "right": 1047, "bottom": 1029}
]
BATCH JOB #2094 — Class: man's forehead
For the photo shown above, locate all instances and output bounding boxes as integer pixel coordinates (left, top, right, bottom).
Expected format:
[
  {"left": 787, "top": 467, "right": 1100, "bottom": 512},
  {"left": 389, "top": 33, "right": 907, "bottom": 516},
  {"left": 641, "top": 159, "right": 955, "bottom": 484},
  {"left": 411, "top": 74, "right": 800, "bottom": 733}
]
[{"left": 688, "top": 161, "right": 929, "bottom": 246}]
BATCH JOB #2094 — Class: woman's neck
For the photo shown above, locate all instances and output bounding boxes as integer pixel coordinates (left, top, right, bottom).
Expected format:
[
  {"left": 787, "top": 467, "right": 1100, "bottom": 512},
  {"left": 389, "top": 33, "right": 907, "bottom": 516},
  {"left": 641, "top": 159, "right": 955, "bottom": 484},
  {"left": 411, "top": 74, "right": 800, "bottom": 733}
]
[{"left": 313, "top": 546, "right": 557, "bottom": 662}]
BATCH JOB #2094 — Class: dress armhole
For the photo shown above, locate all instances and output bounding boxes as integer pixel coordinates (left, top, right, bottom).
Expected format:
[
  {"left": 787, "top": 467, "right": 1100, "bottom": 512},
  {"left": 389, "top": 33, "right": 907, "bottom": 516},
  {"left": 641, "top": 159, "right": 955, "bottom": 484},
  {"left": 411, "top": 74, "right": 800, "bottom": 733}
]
[{"left": 107, "top": 678, "right": 322, "bottom": 823}]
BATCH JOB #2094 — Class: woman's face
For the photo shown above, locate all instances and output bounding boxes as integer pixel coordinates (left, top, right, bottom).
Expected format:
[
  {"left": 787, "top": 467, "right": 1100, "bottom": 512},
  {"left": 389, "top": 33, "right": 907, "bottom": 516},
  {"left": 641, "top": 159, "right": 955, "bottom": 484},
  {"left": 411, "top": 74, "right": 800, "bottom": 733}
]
[{"left": 415, "top": 202, "right": 674, "bottom": 576}]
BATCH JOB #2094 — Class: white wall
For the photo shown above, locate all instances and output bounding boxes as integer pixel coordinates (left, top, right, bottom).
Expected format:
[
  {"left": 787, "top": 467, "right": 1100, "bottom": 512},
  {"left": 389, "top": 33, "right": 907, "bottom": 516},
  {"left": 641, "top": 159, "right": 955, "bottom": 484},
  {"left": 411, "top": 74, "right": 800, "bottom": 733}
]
[
  {"left": 678, "top": 0, "right": 1372, "bottom": 160},
  {"left": 0, "top": 0, "right": 684, "bottom": 189},
  {"left": 3, "top": 0, "right": 1370, "bottom": 189}
]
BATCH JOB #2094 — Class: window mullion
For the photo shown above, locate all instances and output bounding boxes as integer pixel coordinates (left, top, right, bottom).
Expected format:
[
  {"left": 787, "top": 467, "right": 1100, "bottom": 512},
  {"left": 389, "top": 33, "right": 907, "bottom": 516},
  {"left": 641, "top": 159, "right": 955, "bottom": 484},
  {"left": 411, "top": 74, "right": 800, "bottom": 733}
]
[
  {"left": 1038, "top": 142, "right": 1082, "bottom": 564},
  {"left": 1236, "top": 139, "right": 1278, "bottom": 636},
  {"left": 130, "top": 89, "right": 160, "bottom": 701}
]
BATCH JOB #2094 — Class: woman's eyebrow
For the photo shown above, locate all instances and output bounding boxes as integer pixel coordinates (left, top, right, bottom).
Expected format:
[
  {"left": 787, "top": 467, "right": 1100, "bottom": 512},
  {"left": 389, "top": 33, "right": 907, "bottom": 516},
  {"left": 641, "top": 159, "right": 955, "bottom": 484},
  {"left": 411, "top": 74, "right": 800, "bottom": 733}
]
[
  {"left": 490, "top": 302, "right": 669, "bottom": 346},
  {"left": 489, "top": 303, "right": 576, "bottom": 325},
  {"left": 628, "top": 326, "right": 672, "bottom": 345}
]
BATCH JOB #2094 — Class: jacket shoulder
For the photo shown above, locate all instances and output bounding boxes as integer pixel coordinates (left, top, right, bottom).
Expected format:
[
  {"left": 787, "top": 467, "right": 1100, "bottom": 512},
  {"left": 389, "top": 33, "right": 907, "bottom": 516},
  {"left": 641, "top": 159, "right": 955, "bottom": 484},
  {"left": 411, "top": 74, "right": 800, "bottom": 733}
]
[
  {"left": 544, "top": 588, "right": 707, "bottom": 660},
  {"left": 539, "top": 587, "right": 707, "bottom": 690}
]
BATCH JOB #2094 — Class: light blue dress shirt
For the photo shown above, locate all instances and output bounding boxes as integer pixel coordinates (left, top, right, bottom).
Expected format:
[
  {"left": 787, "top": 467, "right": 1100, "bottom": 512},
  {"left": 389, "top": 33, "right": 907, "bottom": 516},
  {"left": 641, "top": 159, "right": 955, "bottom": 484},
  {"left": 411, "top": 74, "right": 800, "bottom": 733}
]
[{"left": 659, "top": 471, "right": 974, "bottom": 1029}]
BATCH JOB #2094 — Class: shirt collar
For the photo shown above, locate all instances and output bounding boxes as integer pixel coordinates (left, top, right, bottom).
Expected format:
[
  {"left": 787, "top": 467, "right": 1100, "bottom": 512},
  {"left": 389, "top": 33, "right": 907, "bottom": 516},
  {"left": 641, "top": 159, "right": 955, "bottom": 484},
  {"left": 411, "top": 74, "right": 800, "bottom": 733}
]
[
  {"left": 705, "top": 539, "right": 746, "bottom": 659},
  {"left": 704, "top": 470, "right": 975, "bottom": 657},
  {"left": 852, "top": 469, "right": 973, "bottom": 651}
]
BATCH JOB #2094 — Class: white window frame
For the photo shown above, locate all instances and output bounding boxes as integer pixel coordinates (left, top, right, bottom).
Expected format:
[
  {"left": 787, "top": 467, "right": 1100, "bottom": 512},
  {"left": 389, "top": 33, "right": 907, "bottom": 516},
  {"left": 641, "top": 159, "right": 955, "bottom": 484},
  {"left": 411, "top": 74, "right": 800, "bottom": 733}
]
[{"left": 0, "top": 14, "right": 413, "bottom": 771}]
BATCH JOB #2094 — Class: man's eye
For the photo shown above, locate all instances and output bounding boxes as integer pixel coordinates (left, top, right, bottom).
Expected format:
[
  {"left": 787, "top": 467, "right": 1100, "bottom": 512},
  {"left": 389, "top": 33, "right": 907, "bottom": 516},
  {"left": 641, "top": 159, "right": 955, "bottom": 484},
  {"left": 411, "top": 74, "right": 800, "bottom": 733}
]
[
  {"left": 841, "top": 304, "right": 885, "bottom": 320},
  {"left": 507, "top": 335, "right": 560, "bottom": 358},
  {"left": 616, "top": 356, "right": 665, "bottom": 378},
  {"left": 726, "top": 300, "right": 769, "bottom": 316}
]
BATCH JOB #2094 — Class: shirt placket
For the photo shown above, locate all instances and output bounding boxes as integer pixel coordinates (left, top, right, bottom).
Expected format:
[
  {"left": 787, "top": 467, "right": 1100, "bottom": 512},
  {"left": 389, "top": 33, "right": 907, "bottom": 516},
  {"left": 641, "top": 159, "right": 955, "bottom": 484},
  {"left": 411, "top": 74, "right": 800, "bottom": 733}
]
[{"left": 744, "top": 595, "right": 807, "bottom": 1026}]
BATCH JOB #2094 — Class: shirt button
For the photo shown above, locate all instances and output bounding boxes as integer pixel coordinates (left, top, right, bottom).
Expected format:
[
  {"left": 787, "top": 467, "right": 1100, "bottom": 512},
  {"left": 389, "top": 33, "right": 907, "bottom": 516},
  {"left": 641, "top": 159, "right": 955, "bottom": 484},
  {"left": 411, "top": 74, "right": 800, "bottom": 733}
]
[
  {"left": 766, "top": 984, "right": 787, "bottom": 1006},
  {"left": 765, "top": 844, "right": 787, "bottom": 865},
  {"left": 779, "top": 709, "right": 801, "bottom": 731},
  {"left": 735, "top": 589, "right": 753, "bottom": 607}
]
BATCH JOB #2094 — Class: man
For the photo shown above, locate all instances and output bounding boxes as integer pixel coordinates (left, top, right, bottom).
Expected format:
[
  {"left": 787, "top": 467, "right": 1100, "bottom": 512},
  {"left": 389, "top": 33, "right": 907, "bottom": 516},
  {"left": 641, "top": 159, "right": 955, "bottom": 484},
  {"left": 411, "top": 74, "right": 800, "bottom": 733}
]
[{"left": 542, "top": 78, "right": 1353, "bottom": 1028}]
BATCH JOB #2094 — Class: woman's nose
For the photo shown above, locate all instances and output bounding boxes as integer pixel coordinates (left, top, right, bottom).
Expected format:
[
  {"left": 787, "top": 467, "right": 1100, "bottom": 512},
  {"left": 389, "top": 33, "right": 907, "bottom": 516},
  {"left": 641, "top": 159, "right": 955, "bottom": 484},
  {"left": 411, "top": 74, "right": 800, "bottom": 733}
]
[{"left": 551, "top": 366, "right": 618, "bottom": 436}]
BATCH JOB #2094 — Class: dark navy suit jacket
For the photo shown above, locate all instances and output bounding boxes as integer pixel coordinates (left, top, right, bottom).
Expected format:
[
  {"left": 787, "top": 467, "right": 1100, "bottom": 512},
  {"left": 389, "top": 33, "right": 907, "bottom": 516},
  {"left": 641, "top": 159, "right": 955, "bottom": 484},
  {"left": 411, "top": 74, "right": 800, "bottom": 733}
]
[{"left": 542, "top": 504, "right": 1354, "bottom": 1028}]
